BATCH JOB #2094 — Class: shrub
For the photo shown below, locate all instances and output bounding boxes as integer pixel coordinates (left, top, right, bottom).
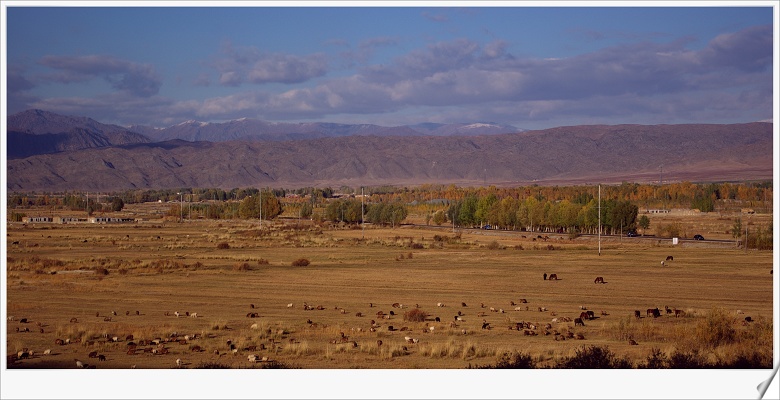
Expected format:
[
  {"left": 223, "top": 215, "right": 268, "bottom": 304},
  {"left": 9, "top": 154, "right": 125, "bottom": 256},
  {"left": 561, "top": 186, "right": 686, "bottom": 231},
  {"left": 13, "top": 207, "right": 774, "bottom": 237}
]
[
  {"left": 403, "top": 308, "right": 428, "bottom": 322},
  {"left": 639, "top": 347, "right": 669, "bottom": 369},
  {"left": 494, "top": 351, "right": 536, "bottom": 368},
  {"left": 486, "top": 240, "right": 502, "bottom": 250},
  {"left": 291, "top": 258, "right": 310, "bottom": 267},
  {"left": 555, "top": 345, "right": 633, "bottom": 369},
  {"left": 694, "top": 308, "right": 736, "bottom": 348},
  {"left": 667, "top": 350, "right": 708, "bottom": 368},
  {"left": 216, "top": 242, "right": 230, "bottom": 249},
  {"left": 194, "top": 361, "right": 231, "bottom": 369},
  {"left": 233, "top": 262, "right": 251, "bottom": 271}
]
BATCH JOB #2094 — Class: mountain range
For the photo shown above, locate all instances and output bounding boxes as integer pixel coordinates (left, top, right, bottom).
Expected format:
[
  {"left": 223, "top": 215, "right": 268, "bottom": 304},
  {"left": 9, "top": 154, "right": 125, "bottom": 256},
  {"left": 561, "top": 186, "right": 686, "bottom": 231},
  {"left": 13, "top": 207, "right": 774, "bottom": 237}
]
[{"left": 5, "top": 109, "right": 774, "bottom": 192}]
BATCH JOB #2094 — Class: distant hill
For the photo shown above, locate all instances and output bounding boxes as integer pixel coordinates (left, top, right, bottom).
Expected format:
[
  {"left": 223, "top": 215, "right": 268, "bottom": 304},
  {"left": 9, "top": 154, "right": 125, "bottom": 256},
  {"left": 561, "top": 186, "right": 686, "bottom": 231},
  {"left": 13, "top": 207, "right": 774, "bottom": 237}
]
[
  {"left": 6, "top": 122, "right": 772, "bottom": 192},
  {"left": 7, "top": 109, "right": 151, "bottom": 159},
  {"left": 128, "top": 119, "right": 523, "bottom": 142},
  {"left": 7, "top": 110, "right": 525, "bottom": 156}
]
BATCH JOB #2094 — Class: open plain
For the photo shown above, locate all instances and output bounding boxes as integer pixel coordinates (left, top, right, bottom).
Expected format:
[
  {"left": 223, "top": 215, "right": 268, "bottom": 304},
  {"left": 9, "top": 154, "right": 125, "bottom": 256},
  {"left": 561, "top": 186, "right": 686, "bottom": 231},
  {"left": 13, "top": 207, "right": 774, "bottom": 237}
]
[{"left": 5, "top": 204, "right": 774, "bottom": 369}]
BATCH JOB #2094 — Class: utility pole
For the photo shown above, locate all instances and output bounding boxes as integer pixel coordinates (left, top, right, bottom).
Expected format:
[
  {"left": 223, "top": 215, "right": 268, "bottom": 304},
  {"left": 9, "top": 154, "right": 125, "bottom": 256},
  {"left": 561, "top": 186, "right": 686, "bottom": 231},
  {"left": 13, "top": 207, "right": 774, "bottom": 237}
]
[
  {"left": 260, "top": 188, "right": 263, "bottom": 228},
  {"left": 361, "top": 186, "right": 365, "bottom": 239},
  {"left": 598, "top": 184, "right": 602, "bottom": 256}
]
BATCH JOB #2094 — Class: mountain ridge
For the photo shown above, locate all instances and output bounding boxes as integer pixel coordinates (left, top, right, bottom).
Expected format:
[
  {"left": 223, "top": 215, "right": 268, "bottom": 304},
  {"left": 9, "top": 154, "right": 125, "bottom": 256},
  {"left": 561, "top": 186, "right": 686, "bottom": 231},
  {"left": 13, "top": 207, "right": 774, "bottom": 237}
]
[{"left": 5, "top": 120, "right": 773, "bottom": 191}]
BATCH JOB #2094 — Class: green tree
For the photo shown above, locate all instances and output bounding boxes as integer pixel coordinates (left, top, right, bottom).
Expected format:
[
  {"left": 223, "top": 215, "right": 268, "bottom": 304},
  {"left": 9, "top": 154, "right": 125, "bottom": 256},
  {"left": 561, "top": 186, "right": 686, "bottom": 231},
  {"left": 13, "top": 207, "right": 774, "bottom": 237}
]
[
  {"left": 732, "top": 218, "right": 743, "bottom": 243},
  {"left": 238, "top": 195, "right": 261, "bottom": 219},
  {"left": 638, "top": 215, "right": 650, "bottom": 235},
  {"left": 432, "top": 210, "right": 447, "bottom": 225},
  {"left": 300, "top": 202, "right": 313, "bottom": 219},
  {"left": 110, "top": 197, "right": 125, "bottom": 212},
  {"left": 259, "top": 190, "right": 283, "bottom": 220}
]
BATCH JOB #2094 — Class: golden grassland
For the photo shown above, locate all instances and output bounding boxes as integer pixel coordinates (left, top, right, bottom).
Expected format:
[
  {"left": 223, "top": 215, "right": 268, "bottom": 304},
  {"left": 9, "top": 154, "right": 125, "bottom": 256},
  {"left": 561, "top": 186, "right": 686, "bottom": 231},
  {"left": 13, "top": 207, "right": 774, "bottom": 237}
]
[{"left": 4, "top": 205, "right": 774, "bottom": 369}]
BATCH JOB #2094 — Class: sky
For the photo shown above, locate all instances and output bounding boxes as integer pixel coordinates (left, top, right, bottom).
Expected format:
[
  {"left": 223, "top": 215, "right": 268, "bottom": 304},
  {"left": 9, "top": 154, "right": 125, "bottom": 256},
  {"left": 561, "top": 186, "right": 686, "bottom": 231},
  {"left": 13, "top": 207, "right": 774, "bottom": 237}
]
[{"left": 2, "top": 2, "right": 777, "bottom": 130}]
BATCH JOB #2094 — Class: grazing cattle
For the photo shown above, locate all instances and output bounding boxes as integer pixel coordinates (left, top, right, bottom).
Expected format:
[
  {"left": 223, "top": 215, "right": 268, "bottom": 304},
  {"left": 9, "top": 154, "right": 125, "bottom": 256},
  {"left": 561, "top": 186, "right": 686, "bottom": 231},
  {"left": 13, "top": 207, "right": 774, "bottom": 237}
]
[
  {"left": 98, "top": 355, "right": 106, "bottom": 361},
  {"left": 665, "top": 306, "right": 672, "bottom": 314},
  {"left": 575, "top": 333, "right": 585, "bottom": 340},
  {"left": 75, "top": 359, "right": 84, "bottom": 368},
  {"left": 434, "top": 317, "right": 440, "bottom": 322},
  {"left": 579, "top": 312, "right": 589, "bottom": 321},
  {"left": 634, "top": 310, "right": 642, "bottom": 319},
  {"left": 601, "top": 310, "right": 608, "bottom": 316},
  {"left": 392, "top": 303, "right": 401, "bottom": 308},
  {"left": 437, "top": 302, "right": 445, "bottom": 307},
  {"left": 628, "top": 339, "right": 638, "bottom": 345},
  {"left": 543, "top": 273, "right": 547, "bottom": 280},
  {"left": 19, "top": 318, "right": 28, "bottom": 323},
  {"left": 666, "top": 256, "right": 674, "bottom": 261},
  {"left": 481, "top": 321, "right": 491, "bottom": 330},
  {"left": 44, "top": 349, "right": 52, "bottom": 355},
  {"left": 89, "top": 351, "right": 99, "bottom": 358},
  {"left": 190, "top": 313, "right": 198, "bottom": 318},
  {"left": 519, "top": 299, "right": 527, "bottom": 303},
  {"left": 548, "top": 274, "right": 558, "bottom": 280},
  {"left": 744, "top": 316, "right": 753, "bottom": 323},
  {"left": 594, "top": 277, "right": 605, "bottom": 284},
  {"left": 574, "top": 318, "right": 585, "bottom": 326},
  {"left": 647, "top": 308, "right": 661, "bottom": 318},
  {"left": 586, "top": 311, "right": 595, "bottom": 320},
  {"left": 136, "top": 310, "right": 140, "bottom": 315},
  {"left": 69, "top": 318, "right": 78, "bottom": 323},
  {"left": 461, "top": 302, "right": 467, "bottom": 307}
]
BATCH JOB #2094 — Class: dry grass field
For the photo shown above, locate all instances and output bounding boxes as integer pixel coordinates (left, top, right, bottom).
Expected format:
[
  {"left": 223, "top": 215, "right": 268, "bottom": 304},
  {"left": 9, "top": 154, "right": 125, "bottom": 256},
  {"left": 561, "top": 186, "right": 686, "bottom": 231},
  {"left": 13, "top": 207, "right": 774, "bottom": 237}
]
[{"left": 4, "top": 204, "right": 774, "bottom": 370}]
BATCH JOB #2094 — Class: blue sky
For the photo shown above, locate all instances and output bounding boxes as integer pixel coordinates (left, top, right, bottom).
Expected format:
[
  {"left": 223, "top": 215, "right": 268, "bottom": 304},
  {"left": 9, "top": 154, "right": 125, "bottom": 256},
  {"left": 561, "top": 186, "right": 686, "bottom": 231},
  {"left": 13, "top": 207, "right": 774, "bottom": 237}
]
[{"left": 3, "top": 2, "right": 776, "bottom": 130}]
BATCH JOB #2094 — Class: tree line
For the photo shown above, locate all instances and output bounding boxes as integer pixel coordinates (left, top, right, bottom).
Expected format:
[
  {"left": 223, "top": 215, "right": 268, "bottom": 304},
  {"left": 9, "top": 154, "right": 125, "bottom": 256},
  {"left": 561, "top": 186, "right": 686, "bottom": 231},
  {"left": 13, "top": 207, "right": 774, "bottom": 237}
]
[{"left": 441, "top": 194, "right": 639, "bottom": 234}]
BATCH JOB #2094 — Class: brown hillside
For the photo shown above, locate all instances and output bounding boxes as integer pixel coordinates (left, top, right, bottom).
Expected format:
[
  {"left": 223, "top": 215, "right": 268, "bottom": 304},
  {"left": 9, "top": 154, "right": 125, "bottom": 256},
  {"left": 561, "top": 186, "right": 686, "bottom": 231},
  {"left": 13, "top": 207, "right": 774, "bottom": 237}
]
[{"left": 5, "top": 123, "right": 773, "bottom": 191}]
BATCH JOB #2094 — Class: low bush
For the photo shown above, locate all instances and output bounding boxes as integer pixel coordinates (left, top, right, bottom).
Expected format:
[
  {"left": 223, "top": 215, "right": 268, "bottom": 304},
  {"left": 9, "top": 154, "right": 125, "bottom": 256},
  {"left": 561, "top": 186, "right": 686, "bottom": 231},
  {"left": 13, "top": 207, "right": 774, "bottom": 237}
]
[
  {"left": 233, "top": 262, "right": 251, "bottom": 271},
  {"left": 403, "top": 308, "right": 428, "bottom": 322},
  {"left": 291, "top": 258, "right": 310, "bottom": 267},
  {"left": 555, "top": 345, "right": 633, "bottom": 369},
  {"left": 470, "top": 351, "right": 537, "bottom": 369}
]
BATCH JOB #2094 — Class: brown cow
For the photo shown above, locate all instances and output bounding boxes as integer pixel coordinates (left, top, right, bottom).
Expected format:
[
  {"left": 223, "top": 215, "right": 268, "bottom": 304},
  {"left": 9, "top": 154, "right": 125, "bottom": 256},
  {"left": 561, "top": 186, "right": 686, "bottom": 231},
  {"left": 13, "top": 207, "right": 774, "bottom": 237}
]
[
  {"left": 647, "top": 308, "right": 661, "bottom": 318},
  {"left": 574, "top": 318, "right": 585, "bottom": 326},
  {"left": 634, "top": 310, "right": 641, "bottom": 319},
  {"left": 665, "top": 256, "right": 674, "bottom": 261},
  {"left": 628, "top": 339, "right": 638, "bottom": 345},
  {"left": 548, "top": 274, "right": 558, "bottom": 280},
  {"left": 594, "top": 277, "right": 605, "bottom": 284},
  {"left": 579, "top": 312, "right": 589, "bottom": 321},
  {"left": 674, "top": 308, "right": 685, "bottom": 318}
]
